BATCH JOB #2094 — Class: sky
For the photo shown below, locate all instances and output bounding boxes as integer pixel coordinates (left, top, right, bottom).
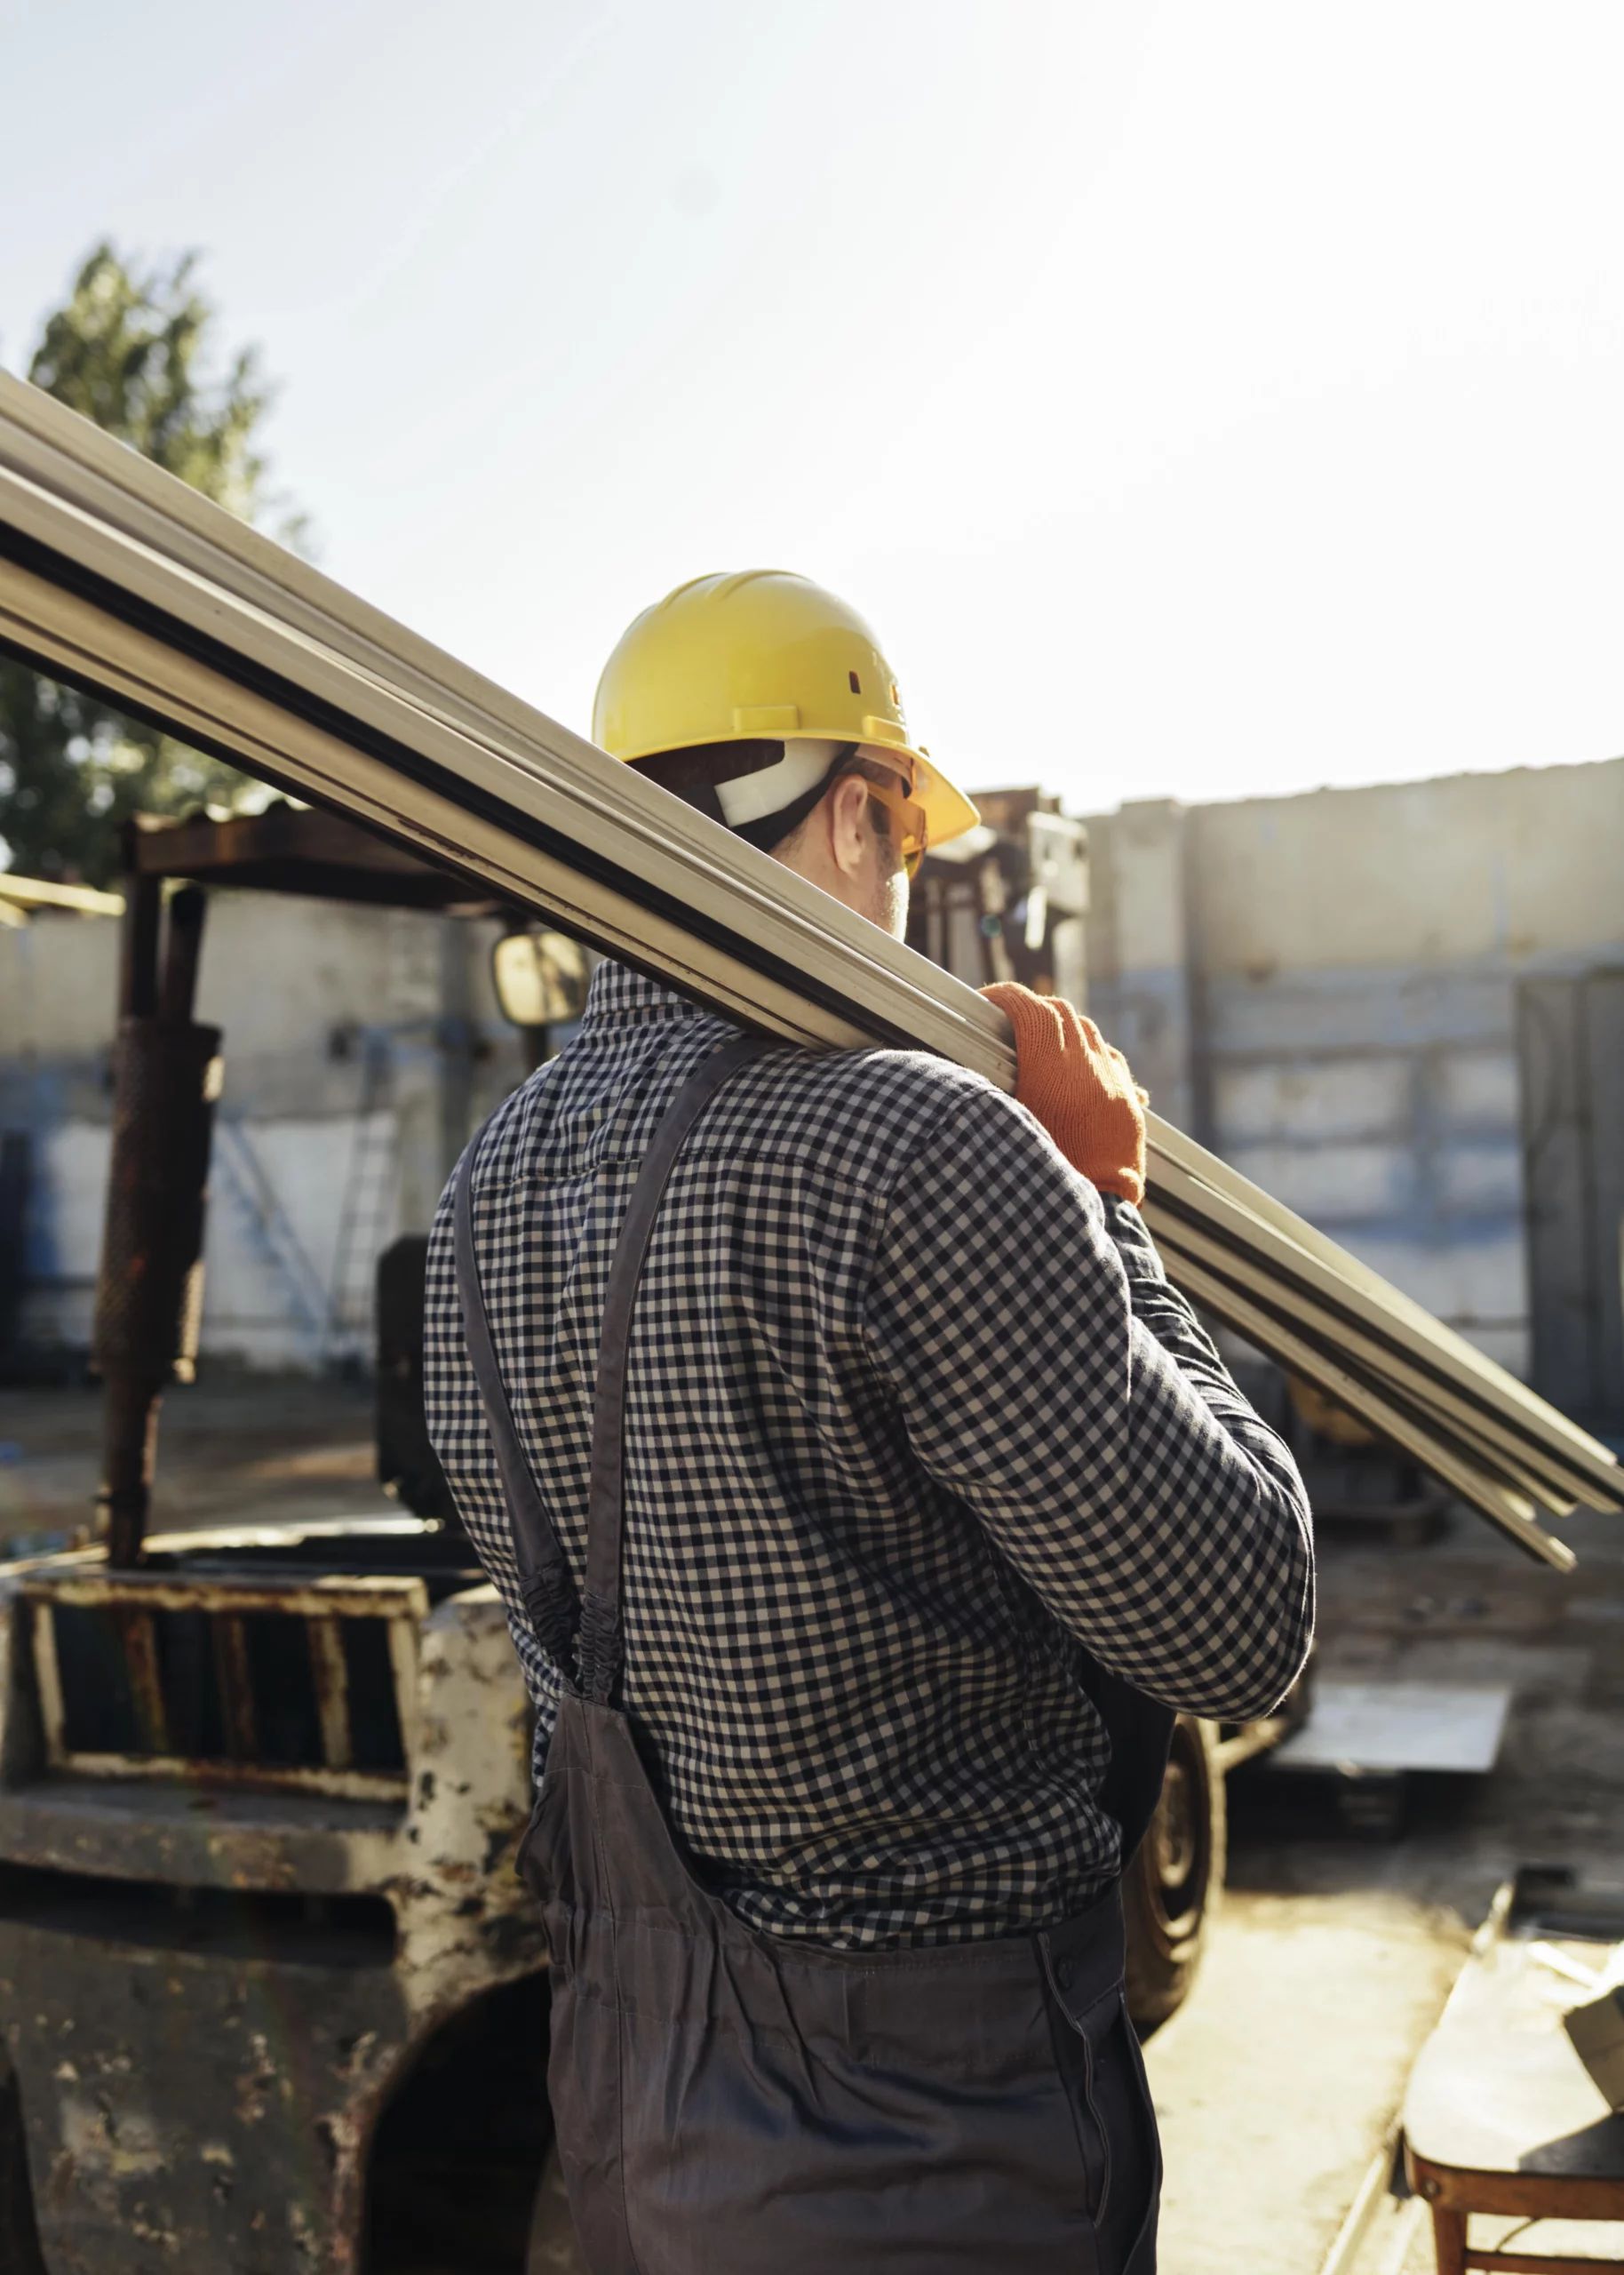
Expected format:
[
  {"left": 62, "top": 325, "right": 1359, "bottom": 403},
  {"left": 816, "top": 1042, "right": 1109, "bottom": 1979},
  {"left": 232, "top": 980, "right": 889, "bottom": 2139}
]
[{"left": 4, "top": 0, "right": 1623, "bottom": 818}]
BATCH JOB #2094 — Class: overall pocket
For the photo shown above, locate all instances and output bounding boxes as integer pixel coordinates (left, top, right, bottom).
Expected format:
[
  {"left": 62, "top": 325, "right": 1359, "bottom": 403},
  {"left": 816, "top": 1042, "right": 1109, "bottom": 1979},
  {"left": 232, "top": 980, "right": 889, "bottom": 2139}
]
[
  {"left": 1040, "top": 1928, "right": 1163, "bottom": 2273},
  {"left": 1039, "top": 1933, "right": 1119, "bottom": 2226}
]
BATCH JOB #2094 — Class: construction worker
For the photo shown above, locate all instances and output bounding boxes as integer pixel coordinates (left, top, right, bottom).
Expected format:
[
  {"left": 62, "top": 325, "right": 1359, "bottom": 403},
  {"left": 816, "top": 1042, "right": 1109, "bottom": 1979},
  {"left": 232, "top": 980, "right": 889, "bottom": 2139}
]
[{"left": 424, "top": 571, "right": 1315, "bottom": 2274}]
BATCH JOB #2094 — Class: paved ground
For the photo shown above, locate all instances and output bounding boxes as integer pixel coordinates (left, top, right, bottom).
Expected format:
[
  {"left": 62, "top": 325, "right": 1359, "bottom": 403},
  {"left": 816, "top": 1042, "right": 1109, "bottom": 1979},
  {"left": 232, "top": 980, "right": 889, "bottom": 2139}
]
[
  {"left": 1150, "top": 1497, "right": 1624, "bottom": 2274},
  {"left": 0, "top": 1371, "right": 394, "bottom": 1551},
  {"left": 4, "top": 1375, "right": 1623, "bottom": 2271}
]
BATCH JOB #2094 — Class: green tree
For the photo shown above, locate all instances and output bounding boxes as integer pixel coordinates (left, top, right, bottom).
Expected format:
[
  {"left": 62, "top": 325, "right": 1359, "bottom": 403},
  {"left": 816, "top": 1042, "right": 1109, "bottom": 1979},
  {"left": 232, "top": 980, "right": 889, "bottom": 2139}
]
[{"left": 0, "top": 243, "right": 306, "bottom": 883}]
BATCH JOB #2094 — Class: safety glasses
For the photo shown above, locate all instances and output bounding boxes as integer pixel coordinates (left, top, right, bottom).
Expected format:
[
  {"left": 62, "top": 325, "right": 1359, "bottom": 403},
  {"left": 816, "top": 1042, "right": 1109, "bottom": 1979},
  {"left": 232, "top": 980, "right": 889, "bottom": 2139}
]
[{"left": 849, "top": 766, "right": 929, "bottom": 878}]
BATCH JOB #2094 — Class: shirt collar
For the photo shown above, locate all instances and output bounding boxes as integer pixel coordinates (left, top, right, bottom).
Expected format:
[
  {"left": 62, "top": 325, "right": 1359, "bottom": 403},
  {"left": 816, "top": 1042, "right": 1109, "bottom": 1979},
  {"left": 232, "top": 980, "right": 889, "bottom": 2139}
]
[{"left": 582, "top": 958, "right": 705, "bottom": 1027}]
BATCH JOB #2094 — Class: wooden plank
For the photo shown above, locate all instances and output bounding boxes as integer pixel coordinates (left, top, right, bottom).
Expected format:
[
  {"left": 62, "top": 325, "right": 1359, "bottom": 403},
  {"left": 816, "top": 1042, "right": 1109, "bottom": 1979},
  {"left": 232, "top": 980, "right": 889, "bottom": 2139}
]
[
  {"left": 1461, "top": 2253, "right": 1624, "bottom": 2271},
  {"left": 1410, "top": 2151, "right": 1624, "bottom": 2223}
]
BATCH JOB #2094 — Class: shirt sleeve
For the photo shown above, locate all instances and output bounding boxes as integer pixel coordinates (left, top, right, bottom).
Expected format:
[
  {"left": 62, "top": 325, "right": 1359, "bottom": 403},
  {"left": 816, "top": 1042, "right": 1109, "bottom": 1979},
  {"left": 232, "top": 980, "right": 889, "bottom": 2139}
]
[
  {"left": 1097, "top": 1193, "right": 1304, "bottom": 1473},
  {"left": 860, "top": 1082, "right": 1315, "bottom": 1720}
]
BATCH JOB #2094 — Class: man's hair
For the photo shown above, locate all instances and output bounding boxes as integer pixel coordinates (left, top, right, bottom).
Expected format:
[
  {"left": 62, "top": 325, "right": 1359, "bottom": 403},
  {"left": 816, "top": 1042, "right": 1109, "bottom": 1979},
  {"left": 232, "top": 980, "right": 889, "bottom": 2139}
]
[
  {"left": 769, "top": 754, "right": 897, "bottom": 859},
  {"left": 632, "top": 740, "right": 783, "bottom": 800},
  {"left": 631, "top": 742, "right": 897, "bottom": 859}
]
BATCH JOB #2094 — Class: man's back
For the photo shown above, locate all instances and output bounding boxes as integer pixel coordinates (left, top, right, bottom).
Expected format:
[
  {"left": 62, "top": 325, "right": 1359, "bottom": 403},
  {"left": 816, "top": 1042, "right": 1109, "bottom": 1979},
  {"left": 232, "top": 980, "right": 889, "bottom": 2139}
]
[{"left": 425, "top": 962, "right": 1313, "bottom": 1950}]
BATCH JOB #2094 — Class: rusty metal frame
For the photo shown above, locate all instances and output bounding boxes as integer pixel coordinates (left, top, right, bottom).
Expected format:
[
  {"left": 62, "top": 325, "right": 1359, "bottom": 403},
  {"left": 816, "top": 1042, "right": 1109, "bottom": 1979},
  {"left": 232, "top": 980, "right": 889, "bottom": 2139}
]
[
  {"left": 1210, "top": 1717, "right": 1293, "bottom": 1776},
  {"left": 24, "top": 1571, "right": 426, "bottom": 1803}
]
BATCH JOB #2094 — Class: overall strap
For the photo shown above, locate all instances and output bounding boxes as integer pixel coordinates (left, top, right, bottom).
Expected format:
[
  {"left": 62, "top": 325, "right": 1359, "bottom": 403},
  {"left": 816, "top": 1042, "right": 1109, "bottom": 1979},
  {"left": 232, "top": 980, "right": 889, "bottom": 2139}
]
[
  {"left": 454, "top": 1036, "right": 768, "bottom": 1692},
  {"left": 578, "top": 1035, "right": 768, "bottom": 1703},
  {"left": 454, "top": 1108, "right": 580, "bottom": 1670}
]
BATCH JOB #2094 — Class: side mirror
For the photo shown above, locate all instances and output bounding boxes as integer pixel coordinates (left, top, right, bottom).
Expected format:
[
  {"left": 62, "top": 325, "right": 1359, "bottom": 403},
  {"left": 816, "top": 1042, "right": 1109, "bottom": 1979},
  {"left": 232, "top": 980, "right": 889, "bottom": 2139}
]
[{"left": 491, "top": 929, "right": 589, "bottom": 1029}]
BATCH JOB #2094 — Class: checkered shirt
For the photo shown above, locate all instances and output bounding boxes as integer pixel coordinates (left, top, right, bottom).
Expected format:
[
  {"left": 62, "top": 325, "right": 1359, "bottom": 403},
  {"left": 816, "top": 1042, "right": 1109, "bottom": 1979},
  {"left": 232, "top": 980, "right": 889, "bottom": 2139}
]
[{"left": 424, "top": 961, "right": 1314, "bottom": 1948}]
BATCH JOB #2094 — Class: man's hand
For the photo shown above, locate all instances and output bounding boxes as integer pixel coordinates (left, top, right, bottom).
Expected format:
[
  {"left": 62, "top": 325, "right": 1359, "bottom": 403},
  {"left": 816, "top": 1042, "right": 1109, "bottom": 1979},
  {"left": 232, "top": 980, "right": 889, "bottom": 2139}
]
[{"left": 981, "top": 983, "right": 1147, "bottom": 1206}]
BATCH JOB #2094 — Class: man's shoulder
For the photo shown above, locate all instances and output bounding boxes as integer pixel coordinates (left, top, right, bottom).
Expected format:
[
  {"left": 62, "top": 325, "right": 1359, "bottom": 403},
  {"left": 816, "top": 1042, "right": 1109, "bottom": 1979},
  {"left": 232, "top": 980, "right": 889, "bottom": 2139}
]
[{"left": 724, "top": 1037, "right": 1043, "bottom": 1192}]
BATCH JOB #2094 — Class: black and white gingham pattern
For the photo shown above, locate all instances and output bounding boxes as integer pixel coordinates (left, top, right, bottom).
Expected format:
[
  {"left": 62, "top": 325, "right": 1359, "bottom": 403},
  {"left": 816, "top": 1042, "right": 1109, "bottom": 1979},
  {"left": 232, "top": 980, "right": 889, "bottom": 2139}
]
[{"left": 425, "top": 962, "right": 1314, "bottom": 1949}]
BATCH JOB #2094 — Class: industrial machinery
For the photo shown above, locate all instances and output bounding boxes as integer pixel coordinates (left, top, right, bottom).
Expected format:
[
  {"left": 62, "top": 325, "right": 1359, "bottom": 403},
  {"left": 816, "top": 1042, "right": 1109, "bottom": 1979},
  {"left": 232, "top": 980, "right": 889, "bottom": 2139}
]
[
  {"left": 0, "top": 812, "right": 567, "bottom": 2274},
  {"left": 0, "top": 797, "right": 1278, "bottom": 2270},
  {"left": 1, "top": 369, "right": 1619, "bottom": 2271}
]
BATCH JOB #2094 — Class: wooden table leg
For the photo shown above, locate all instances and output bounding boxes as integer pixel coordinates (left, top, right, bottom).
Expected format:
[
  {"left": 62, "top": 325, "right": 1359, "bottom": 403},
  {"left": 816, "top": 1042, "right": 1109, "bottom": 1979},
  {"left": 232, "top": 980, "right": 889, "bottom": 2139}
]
[{"left": 1430, "top": 2204, "right": 1467, "bottom": 2275}]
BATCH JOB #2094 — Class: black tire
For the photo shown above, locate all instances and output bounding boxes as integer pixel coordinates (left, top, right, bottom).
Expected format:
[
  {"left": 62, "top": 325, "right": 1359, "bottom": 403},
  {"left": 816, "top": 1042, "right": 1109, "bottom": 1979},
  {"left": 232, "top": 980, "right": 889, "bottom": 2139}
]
[
  {"left": 0, "top": 2049, "right": 47, "bottom": 2275},
  {"left": 1122, "top": 1714, "right": 1226, "bottom": 2037}
]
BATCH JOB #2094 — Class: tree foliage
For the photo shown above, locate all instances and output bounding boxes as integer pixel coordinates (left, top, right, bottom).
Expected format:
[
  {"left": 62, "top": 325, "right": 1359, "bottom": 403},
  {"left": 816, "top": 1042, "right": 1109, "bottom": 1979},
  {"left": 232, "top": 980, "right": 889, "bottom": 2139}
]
[{"left": 0, "top": 243, "right": 305, "bottom": 883}]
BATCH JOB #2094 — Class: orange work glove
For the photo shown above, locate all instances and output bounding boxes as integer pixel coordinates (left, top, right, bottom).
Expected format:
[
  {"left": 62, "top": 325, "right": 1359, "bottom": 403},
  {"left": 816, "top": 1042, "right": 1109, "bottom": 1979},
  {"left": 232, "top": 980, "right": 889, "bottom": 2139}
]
[{"left": 981, "top": 982, "right": 1147, "bottom": 1206}]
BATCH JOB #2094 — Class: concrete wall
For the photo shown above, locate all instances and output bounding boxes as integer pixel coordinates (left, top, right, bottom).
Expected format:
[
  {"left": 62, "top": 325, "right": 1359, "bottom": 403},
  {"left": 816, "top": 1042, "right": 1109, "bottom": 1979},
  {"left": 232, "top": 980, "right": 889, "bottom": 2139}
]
[
  {"left": 0, "top": 895, "right": 529, "bottom": 1370},
  {"left": 1085, "top": 757, "right": 1624, "bottom": 1378},
  {"left": 4, "top": 754, "right": 1620, "bottom": 1383}
]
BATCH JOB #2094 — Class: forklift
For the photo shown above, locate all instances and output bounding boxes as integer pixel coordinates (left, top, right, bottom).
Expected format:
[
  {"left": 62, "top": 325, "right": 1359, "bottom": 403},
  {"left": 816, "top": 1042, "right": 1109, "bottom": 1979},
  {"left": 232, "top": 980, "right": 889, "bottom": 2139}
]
[{"left": 0, "top": 795, "right": 1294, "bottom": 2273}]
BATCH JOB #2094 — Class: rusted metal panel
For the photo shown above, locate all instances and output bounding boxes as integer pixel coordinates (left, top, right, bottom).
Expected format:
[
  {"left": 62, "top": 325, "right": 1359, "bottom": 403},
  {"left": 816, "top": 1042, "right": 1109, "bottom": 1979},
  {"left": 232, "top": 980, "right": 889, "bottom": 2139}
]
[
  {"left": 31, "top": 1752, "right": 410, "bottom": 1806},
  {"left": 385, "top": 1616, "right": 420, "bottom": 1774},
  {"left": 306, "top": 1617, "right": 354, "bottom": 1772},
  {"left": 92, "top": 1011, "right": 222, "bottom": 1563},
  {"left": 26, "top": 1575, "right": 429, "bottom": 1620},
  {"left": 0, "top": 1548, "right": 548, "bottom": 2274},
  {"left": 129, "top": 804, "right": 521, "bottom": 914},
  {"left": 118, "top": 1609, "right": 170, "bottom": 1758},
  {"left": 1210, "top": 1717, "right": 1290, "bottom": 1776},
  {"left": 24, "top": 1603, "right": 63, "bottom": 1765},
  {"left": 22, "top": 1573, "right": 427, "bottom": 1803},
  {"left": 1, "top": 1911, "right": 415, "bottom": 2274},
  {"left": 0, "top": 1776, "right": 403, "bottom": 1895},
  {"left": 211, "top": 1616, "right": 257, "bottom": 1762}
]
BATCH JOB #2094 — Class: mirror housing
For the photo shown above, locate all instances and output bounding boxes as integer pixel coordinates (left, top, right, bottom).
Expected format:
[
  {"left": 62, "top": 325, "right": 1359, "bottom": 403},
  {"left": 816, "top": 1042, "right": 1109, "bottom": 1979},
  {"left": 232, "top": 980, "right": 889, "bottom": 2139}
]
[{"left": 492, "top": 929, "right": 589, "bottom": 1030}]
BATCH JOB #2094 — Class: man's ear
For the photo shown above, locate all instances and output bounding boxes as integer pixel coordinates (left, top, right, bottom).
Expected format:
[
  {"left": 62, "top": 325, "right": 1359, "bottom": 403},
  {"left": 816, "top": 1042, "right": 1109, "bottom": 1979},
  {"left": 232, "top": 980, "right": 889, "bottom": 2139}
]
[{"left": 827, "top": 774, "right": 872, "bottom": 880}]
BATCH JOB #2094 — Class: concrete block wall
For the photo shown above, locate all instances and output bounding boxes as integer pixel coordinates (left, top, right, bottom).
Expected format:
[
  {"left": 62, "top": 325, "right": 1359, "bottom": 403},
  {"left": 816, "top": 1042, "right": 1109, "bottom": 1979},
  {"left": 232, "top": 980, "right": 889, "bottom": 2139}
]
[
  {"left": 1085, "top": 757, "right": 1624, "bottom": 1379},
  {"left": 4, "top": 754, "right": 1619, "bottom": 1384},
  {"left": 0, "top": 895, "right": 528, "bottom": 1371}
]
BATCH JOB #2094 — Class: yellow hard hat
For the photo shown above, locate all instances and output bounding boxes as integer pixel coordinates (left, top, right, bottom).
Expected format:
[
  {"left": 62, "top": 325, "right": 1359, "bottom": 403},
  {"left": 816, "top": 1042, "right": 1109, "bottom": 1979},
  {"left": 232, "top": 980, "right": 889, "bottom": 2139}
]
[{"left": 593, "top": 570, "right": 980, "bottom": 852}]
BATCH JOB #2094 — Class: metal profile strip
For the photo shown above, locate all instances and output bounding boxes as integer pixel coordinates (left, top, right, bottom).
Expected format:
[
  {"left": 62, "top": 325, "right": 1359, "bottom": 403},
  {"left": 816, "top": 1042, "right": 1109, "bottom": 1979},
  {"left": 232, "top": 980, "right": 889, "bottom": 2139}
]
[
  {"left": 0, "top": 384, "right": 1008, "bottom": 1080},
  {"left": 1149, "top": 1114, "right": 1620, "bottom": 1474},
  {"left": 1146, "top": 1211, "right": 1593, "bottom": 1512},
  {"left": 0, "top": 374, "right": 1617, "bottom": 1557},
  {"left": 1146, "top": 1155, "right": 1624, "bottom": 1507},
  {"left": 1161, "top": 1249, "right": 1576, "bottom": 1572},
  {"left": 0, "top": 549, "right": 878, "bottom": 1057},
  {"left": 1147, "top": 1207, "right": 1596, "bottom": 1512}
]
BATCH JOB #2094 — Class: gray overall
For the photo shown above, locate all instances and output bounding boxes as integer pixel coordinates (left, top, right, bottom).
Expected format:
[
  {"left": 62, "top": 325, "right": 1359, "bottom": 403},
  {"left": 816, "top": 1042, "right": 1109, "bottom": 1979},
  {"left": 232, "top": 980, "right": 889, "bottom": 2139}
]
[{"left": 454, "top": 1038, "right": 1163, "bottom": 2273}]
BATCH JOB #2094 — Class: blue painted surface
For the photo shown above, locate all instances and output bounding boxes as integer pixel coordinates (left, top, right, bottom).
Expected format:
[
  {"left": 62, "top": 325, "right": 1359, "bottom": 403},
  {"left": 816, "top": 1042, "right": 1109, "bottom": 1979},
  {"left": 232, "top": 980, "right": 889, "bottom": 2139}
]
[{"left": 1090, "top": 945, "right": 1571, "bottom": 1361}]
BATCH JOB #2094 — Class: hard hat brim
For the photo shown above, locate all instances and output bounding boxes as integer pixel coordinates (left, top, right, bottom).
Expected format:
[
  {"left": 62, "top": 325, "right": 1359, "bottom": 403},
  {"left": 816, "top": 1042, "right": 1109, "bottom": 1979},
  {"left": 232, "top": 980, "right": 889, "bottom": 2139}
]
[{"left": 861, "top": 745, "right": 981, "bottom": 851}]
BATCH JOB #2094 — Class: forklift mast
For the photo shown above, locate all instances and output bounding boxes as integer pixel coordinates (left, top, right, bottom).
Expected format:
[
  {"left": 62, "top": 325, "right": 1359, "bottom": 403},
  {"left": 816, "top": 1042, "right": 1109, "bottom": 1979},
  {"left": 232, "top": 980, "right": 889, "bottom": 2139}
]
[{"left": 906, "top": 786, "right": 1089, "bottom": 1002}]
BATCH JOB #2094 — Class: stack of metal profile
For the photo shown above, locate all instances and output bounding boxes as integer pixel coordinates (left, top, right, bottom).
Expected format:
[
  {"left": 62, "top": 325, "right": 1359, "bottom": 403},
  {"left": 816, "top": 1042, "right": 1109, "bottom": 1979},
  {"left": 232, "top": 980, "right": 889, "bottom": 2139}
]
[
  {"left": 1139, "top": 1122, "right": 1624, "bottom": 1569},
  {"left": 1, "top": 371, "right": 1618, "bottom": 1570}
]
